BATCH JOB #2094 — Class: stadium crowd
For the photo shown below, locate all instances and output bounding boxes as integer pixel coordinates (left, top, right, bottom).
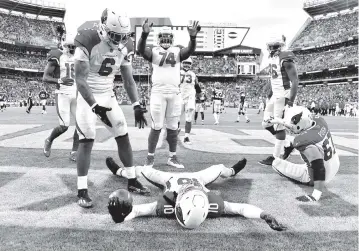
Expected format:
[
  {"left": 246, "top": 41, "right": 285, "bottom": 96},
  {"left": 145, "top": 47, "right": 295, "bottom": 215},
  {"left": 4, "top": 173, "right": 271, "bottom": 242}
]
[
  {"left": 0, "top": 51, "right": 46, "bottom": 70},
  {"left": 192, "top": 56, "right": 238, "bottom": 75},
  {"left": 0, "top": 12, "right": 60, "bottom": 46},
  {"left": 291, "top": 10, "right": 358, "bottom": 48}
]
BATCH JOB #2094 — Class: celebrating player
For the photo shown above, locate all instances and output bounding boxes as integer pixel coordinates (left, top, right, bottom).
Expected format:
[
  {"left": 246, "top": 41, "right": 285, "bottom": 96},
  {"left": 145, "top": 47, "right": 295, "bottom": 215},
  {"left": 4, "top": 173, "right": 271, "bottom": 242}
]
[
  {"left": 106, "top": 158, "right": 286, "bottom": 231},
  {"left": 42, "top": 32, "right": 79, "bottom": 161},
  {"left": 267, "top": 106, "right": 340, "bottom": 202},
  {"left": 137, "top": 19, "right": 201, "bottom": 168},
  {"left": 236, "top": 91, "right": 250, "bottom": 123},
  {"left": 73, "top": 9, "right": 149, "bottom": 208},
  {"left": 259, "top": 34, "right": 299, "bottom": 166},
  {"left": 194, "top": 83, "right": 206, "bottom": 125},
  {"left": 179, "top": 57, "right": 201, "bottom": 144},
  {"left": 212, "top": 82, "right": 224, "bottom": 125}
]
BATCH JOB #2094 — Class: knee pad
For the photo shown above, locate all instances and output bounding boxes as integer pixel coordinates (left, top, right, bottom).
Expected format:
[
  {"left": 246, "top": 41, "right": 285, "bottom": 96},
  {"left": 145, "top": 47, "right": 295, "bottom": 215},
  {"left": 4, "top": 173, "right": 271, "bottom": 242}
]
[
  {"left": 185, "top": 110, "right": 193, "bottom": 122},
  {"left": 59, "top": 125, "right": 69, "bottom": 133}
]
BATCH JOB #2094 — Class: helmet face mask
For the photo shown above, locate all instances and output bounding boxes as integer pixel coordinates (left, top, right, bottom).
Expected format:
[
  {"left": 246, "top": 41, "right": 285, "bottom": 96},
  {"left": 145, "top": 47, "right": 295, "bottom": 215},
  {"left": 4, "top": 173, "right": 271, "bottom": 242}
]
[
  {"left": 182, "top": 58, "right": 192, "bottom": 71},
  {"left": 158, "top": 27, "right": 174, "bottom": 49},
  {"left": 62, "top": 33, "right": 76, "bottom": 55},
  {"left": 267, "top": 35, "right": 286, "bottom": 57},
  {"left": 101, "top": 8, "right": 131, "bottom": 47}
]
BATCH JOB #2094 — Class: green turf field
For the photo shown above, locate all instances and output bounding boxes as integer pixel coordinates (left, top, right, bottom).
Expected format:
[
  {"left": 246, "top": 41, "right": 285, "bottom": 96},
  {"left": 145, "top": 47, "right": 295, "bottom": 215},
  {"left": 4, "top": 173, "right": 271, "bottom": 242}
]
[{"left": 0, "top": 106, "right": 357, "bottom": 251}]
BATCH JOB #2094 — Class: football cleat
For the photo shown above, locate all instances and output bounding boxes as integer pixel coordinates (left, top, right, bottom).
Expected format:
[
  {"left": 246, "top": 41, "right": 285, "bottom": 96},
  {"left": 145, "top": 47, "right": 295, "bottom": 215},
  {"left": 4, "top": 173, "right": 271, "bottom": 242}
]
[
  {"left": 77, "top": 189, "right": 93, "bottom": 208},
  {"left": 281, "top": 143, "right": 294, "bottom": 160},
  {"left": 69, "top": 151, "right": 77, "bottom": 162},
  {"left": 231, "top": 158, "right": 247, "bottom": 177},
  {"left": 259, "top": 156, "right": 275, "bottom": 166},
  {"left": 201, "top": 120, "right": 204, "bottom": 125},
  {"left": 106, "top": 157, "right": 120, "bottom": 175},
  {"left": 214, "top": 122, "right": 219, "bottom": 125},
  {"left": 235, "top": 120, "right": 239, "bottom": 123},
  {"left": 26, "top": 109, "right": 30, "bottom": 114},
  {"left": 43, "top": 138, "right": 53, "bottom": 157},
  {"left": 128, "top": 179, "right": 150, "bottom": 195},
  {"left": 144, "top": 155, "right": 155, "bottom": 167},
  {"left": 167, "top": 155, "right": 184, "bottom": 169},
  {"left": 184, "top": 137, "right": 192, "bottom": 145}
]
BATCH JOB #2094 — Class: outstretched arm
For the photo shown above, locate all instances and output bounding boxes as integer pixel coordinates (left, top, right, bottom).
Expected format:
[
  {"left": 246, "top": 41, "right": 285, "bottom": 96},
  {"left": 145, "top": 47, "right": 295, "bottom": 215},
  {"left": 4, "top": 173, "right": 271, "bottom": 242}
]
[
  {"left": 121, "top": 64, "right": 139, "bottom": 105},
  {"left": 284, "top": 61, "right": 299, "bottom": 106},
  {"left": 179, "top": 21, "right": 200, "bottom": 61},
  {"left": 137, "top": 19, "right": 153, "bottom": 62},
  {"left": 124, "top": 202, "right": 158, "bottom": 221},
  {"left": 224, "top": 201, "right": 287, "bottom": 231}
]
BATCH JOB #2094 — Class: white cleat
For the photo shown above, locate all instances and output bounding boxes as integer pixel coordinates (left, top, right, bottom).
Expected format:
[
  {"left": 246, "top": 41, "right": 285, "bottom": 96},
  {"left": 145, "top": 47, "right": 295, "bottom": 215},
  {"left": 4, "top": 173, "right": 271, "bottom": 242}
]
[
  {"left": 167, "top": 155, "right": 184, "bottom": 169},
  {"left": 214, "top": 122, "right": 219, "bottom": 125}
]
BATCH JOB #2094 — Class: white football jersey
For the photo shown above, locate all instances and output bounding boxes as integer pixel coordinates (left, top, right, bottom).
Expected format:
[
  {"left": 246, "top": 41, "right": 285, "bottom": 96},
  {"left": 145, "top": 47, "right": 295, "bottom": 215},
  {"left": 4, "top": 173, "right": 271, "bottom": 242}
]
[
  {"left": 180, "top": 69, "right": 196, "bottom": 99},
  {"left": 57, "top": 53, "right": 76, "bottom": 95},
  {"left": 165, "top": 176, "right": 208, "bottom": 193},
  {"left": 151, "top": 46, "right": 181, "bottom": 94}
]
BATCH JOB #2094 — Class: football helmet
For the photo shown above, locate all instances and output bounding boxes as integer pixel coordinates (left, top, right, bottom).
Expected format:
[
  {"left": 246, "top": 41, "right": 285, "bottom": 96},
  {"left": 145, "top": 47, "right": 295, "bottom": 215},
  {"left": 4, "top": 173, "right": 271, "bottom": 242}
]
[
  {"left": 182, "top": 57, "right": 192, "bottom": 71},
  {"left": 267, "top": 34, "right": 286, "bottom": 57},
  {"left": 157, "top": 26, "right": 174, "bottom": 49},
  {"left": 175, "top": 183, "right": 209, "bottom": 229},
  {"left": 283, "top": 106, "right": 314, "bottom": 134},
  {"left": 61, "top": 32, "right": 76, "bottom": 55},
  {"left": 100, "top": 8, "right": 131, "bottom": 47},
  {"left": 214, "top": 82, "right": 221, "bottom": 89}
]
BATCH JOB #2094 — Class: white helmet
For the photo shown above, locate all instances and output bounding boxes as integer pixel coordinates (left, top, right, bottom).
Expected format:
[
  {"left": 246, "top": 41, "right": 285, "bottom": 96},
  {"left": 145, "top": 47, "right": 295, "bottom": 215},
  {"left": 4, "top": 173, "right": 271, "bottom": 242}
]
[
  {"left": 100, "top": 8, "right": 131, "bottom": 46},
  {"left": 175, "top": 184, "right": 209, "bottom": 229},
  {"left": 182, "top": 57, "right": 192, "bottom": 71},
  {"left": 283, "top": 106, "right": 314, "bottom": 134},
  {"left": 157, "top": 26, "right": 174, "bottom": 49},
  {"left": 267, "top": 33, "right": 286, "bottom": 57},
  {"left": 61, "top": 32, "right": 76, "bottom": 55}
]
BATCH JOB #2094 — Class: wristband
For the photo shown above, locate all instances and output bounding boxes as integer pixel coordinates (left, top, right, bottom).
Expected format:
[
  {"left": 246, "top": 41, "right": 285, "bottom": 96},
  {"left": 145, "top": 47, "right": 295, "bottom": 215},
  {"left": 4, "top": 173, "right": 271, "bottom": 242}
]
[
  {"left": 311, "top": 189, "right": 322, "bottom": 201},
  {"left": 132, "top": 101, "right": 140, "bottom": 108},
  {"left": 190, "top": 35, "right": 196, "bottom": 41},
  {"left": 90, "top": 103, "right": 98, "bottom": 110},
  {"left": 141, "top": 32, "right": 149, "bottom": 40}
]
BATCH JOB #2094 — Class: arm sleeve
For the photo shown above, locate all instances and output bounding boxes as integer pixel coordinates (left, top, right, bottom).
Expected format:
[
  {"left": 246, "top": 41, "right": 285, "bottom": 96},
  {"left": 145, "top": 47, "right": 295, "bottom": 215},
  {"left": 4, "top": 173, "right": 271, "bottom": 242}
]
[
  {"left": 137, "top": 33, "right": 153, "bottom": 62},
  {"left": 224, "top": 201, "right": 263, "bottom": 219},
  {"left": 121, "top": 39, "right": 135, "bottom": 66},
  {"left": 74, "top": 47, "right": 90, "bottom": 62},
  {"left": 179, "top": 38, "right": 196, "bottom": 61},
  {"left": 124, "top": 202, "right": 157, "bottom": 221}
]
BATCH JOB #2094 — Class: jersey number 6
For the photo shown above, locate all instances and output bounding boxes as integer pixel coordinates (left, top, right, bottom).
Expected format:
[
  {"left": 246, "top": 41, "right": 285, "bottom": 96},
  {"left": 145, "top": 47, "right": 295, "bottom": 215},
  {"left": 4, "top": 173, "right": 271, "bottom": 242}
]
[{"left": 98, "top": 58, "right": 116, "bottom": 76}]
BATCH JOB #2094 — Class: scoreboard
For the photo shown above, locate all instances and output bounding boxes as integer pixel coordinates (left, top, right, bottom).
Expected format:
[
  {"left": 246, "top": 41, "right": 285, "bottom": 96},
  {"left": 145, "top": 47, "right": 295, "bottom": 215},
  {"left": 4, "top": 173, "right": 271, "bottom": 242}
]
[
  {"left": 237, "top": 62, "right": 258, "bottom": 76},
  {"left": 134, "top": 25, "right": 249, "bottom": 52}
]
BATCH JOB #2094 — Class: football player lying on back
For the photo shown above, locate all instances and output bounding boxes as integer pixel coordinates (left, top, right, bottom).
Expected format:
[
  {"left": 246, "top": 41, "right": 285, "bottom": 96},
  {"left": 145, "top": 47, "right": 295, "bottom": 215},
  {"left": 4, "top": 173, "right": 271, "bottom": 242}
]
[
  {"left": 267, "top": 106, "right": 340, "bottom": 202},
  {"left": 106, "top": 158, "right": 287, "bottom": 231}
]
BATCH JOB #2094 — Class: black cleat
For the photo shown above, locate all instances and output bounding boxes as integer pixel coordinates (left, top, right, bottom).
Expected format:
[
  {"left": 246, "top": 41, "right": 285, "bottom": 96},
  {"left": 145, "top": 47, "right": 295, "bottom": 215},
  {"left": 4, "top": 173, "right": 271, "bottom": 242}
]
[
  {"left": 281, "top": 143, "right": 294, "bottom": 160},
  {"left": 231, "top": 158, "right": 247, "bottom": 176},
  {"left": 128, "top": 179, "right": 150, "bottom": 195},
  {"left": 77, "top": 189, "right": 93, "bottom": 208},
  {"left": 106, "top": 157, "right": 120, "bottom": 175},
  {"left": 259, "top": 156, "right": 275, "bottom": 166}
]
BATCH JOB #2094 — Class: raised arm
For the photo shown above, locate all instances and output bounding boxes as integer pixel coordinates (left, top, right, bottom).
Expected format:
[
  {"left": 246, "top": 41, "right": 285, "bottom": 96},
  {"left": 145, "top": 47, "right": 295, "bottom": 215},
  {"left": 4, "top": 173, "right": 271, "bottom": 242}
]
[
  {"left": 179, "top": 21, "right": 201, "bottom": 61},
  {"left": 137, "top": 18, "right": 153, "bottom": 62}
]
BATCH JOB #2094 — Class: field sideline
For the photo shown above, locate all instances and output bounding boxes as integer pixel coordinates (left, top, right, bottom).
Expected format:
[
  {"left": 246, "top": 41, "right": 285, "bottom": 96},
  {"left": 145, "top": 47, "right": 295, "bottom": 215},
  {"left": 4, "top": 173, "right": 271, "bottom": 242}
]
[{"left": 0, "top": 106, "right": 357, "bottom": 251}]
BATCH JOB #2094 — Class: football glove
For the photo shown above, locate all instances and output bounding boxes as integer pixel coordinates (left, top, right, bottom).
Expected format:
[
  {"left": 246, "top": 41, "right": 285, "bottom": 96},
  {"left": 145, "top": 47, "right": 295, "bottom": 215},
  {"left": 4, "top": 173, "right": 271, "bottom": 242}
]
[
  {"left": 108, "top": 196, "right": 133, "bottom": 223},
  {"left": 92, "top": 104, "right": 112, "bottom": 128},
  {"left": 296, "top": 194, "right": 317, "bottom": 202},
  {"left": 187, "top": 20, "right": 201, "bottom": 37},
  {"left": 261, "top": 213, "right": 287, "bottom": 231},
  {"left": 58, "top": 77, "right": 75, "bottom": 86},
  {"left": 142, "top": 18, "right": 153, "bottom": 34},
  {"left": 134, "top": 105, "right": 148, "bottom": 129}
]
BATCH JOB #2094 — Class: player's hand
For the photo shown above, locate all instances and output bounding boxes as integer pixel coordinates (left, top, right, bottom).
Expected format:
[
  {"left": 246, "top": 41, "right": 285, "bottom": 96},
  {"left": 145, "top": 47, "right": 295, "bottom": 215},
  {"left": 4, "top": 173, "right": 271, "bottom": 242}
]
[
  {"left": 108, "top": 196, "right": 133, "bottom": 223},
  {"left": 142, "top": 18, "right": 153, "bottom": 34},
  {"left": 285, "top": 98, "right": 294, "bottom": 108},
  {"left": 134, "top": 105, "right": 148, "bottom": 129},
  {"left": 261, "top": 213, "right": 287, "bottom": 231},
  {"left": 296, "top": 194, "right": 317, "bottom": 202},
  {"left": 59, "top": 77, "right": 75, "bottom": 86},
  {"left": 92, "top": 104, "right": 112, "bottom": 128},
  {"left": 187, "top": 20, "right": 201, "bottom": 37}
]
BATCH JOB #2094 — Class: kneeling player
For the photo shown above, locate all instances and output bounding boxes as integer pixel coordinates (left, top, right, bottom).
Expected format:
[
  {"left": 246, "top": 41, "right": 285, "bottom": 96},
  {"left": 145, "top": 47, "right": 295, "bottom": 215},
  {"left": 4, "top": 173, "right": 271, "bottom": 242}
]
[
  {"left": 106, "top": 158, "right": 286, "bottom": 231},
  {"left": 236, "top": 92, "right": 249, "bottom": 123},
  {"left": 267, "top": 106, "right": 340, "bottom": 202}
]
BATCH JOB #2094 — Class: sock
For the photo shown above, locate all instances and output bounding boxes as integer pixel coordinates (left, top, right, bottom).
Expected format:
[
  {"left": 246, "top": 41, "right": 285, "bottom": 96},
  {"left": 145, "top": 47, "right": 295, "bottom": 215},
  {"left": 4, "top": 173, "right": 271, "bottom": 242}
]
[
  {"left": 217, "top": 113, "right": 220, "bottom": 122},
  {"left": 124, "top": 166, "right": 136, "bottom": 179},
  {"left": 237, "top": 115, "right": 240, "bottom": 121},
  {"left": 42, "top": 105, "right": 46, "bottom": 111},
  {"left": 166, "top": 129, "right": 178, "bottom": 153},
  {"left": 148, "top": 128, "right": 161, "bottom": 154},
  {"left": 77, "top": 176, "right": 88, "bottom": 190},
  {"left": 185, "top": 121, "right": 191, "bottom": 134},
  {"left": 115, "top": 134, "right": 133, "bottom": 167},
  {"left": 201, "top": 112, "right": 204, "bottom": 120},
  {"left": 169, "top": 151, "right": 176, "bottom": 157},
  {"left": 72, "top": 130, "right": 80, "bottom": 151},
  {"left": 116, "top": 168, "right": 124, "bottom": 177},
  {"left": 273, "top": 139, "right": 285, "bottom": 157},
  {"left": 194, "top": 112, "right": 198, "bottom": 121},
  {"left": 213, "top": 113, "right": 217, "bottom": 122},
  {"left": 245, "top": 115, "right": 249, "bottom": 121},
  {"left": 48, "top": 126, "right": 67, "bottom": 142},
  {"left": 148, "top": 152, "right": 155, "bottom": 156}
]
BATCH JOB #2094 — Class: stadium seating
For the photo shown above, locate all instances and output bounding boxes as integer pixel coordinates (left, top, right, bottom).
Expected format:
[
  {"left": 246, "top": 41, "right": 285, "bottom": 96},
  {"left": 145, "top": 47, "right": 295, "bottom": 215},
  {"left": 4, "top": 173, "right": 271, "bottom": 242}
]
[
  {"left": 0, "top": 51, "right": 46, "bottom": 70},
  {"left": 291, "top": 10, "right": 358, "bottom": 48}
]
